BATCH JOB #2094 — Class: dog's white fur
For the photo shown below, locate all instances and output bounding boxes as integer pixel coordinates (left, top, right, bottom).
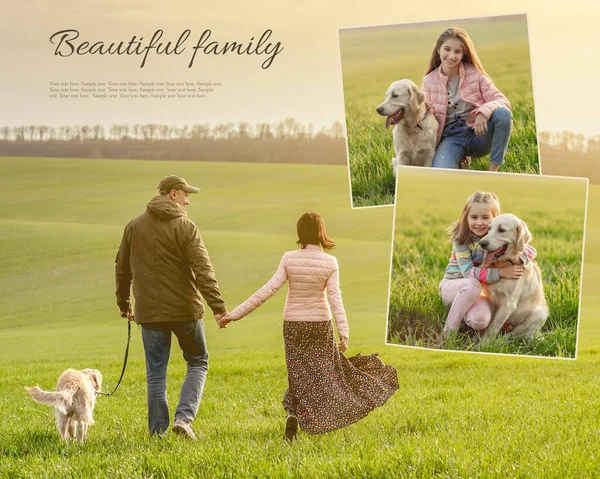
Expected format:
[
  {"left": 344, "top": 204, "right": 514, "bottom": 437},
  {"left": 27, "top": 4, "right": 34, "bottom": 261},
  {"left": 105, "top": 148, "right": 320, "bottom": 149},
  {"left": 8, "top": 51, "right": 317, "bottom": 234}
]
[
  {"left": 479, "top": 214, "right": 549, "bottom": 340},
  {"left": 376, "top": 79, "right": 438, "bottom": 173},
  {"left": 25, "top": 368, "right": 102, "bottom": 443}
]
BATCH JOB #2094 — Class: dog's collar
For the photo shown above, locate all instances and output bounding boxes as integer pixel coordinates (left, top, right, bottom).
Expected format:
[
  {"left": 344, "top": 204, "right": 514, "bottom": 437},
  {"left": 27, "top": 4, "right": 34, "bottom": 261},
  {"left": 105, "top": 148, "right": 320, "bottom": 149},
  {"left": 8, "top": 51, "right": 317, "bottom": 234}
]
[{"left": 417, "top": 106, "right": 431, "bottom": 131}]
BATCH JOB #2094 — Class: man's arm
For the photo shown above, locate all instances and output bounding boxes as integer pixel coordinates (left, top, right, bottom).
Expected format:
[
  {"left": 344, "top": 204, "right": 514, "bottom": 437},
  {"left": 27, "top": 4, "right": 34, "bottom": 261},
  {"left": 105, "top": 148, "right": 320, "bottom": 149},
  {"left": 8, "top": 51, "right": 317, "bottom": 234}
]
[
  {"left": 186, "top": 226, "right": 227, "bottom": 315},
  {"left": 115, "top": 225, "right": 133, "bottom": 316}
]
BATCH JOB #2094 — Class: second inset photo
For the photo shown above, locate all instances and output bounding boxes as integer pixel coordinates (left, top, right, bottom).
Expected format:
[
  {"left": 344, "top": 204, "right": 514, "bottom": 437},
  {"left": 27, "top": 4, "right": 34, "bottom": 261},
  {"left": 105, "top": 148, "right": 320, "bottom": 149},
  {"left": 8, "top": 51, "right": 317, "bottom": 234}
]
[
  {"left": 386, "top": 167, "right": 587, "bottom": 359},
  {"left": 339, "top": 14, "right": 540, "bottom": 207}
]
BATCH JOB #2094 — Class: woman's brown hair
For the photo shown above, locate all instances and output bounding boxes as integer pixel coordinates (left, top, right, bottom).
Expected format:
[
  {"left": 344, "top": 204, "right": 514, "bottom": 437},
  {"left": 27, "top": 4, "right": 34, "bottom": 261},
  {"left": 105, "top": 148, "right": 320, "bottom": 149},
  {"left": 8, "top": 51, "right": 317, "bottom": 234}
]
[
  {"left": 424, "top": 27, "right": 488, "bottom": 77},
  {"left": 296, "top": 212, "right": 336, "bottom": 250}
]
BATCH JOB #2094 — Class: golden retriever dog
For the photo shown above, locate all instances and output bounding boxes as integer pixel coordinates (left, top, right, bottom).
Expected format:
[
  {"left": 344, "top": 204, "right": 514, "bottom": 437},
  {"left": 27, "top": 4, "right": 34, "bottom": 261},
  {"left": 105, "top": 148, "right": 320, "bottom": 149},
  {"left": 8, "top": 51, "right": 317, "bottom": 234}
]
[
  {"left": 25, "top": 368, "right": 102, "bottom": 443},
  {"left": 376, "top": 79, "right": 438, "bottom": 173},
  {"left": 479, "top": 214, "right": 549, "bottom": 340}
]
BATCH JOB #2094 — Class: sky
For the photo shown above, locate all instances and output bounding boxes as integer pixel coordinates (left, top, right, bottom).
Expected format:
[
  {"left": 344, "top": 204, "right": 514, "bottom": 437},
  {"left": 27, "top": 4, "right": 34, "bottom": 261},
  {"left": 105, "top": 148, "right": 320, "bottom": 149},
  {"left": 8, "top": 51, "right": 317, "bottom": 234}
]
[{"left": 2, "top": 0, "right": 600, "bottom": 136}]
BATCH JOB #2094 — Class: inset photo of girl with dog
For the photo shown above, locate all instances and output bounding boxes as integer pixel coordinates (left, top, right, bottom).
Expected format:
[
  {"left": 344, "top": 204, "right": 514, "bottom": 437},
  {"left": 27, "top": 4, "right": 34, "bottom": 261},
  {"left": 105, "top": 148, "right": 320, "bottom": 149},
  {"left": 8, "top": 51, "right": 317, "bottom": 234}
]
[
  {"left": 338, "top": 14, "right": 539, "bottom": 207},
  {"left": 386, "top": 167, "right": 587, "bottom": 358}
]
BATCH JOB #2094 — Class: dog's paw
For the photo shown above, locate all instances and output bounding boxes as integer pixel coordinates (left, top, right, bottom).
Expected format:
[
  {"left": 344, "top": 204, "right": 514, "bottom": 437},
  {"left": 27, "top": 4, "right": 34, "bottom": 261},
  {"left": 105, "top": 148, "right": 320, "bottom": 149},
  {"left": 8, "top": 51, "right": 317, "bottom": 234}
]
[{"left": 460, "top": 156, "right": 472, "bottom": 169}]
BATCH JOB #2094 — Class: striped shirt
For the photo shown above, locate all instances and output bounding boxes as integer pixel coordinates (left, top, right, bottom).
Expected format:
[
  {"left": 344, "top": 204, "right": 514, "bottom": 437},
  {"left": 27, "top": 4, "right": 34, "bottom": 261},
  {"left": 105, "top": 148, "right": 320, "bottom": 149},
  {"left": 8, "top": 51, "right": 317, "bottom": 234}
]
[{"left": 443, "top": 234, "right": 537, "bottom": 283}]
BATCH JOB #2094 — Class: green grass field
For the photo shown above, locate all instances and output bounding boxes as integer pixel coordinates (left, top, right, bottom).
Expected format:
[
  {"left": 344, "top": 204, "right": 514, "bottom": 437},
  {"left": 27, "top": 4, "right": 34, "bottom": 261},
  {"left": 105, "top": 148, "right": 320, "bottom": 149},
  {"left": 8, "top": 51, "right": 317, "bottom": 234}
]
[
  {"left": 387, "top": 168, "right": 586, "bottom": 357},
  {"left": 339, "top": 15, "right": 539, "bottom": 207},
  {"left": 1, "top": 157, "right": 600, "bottom": 478}
]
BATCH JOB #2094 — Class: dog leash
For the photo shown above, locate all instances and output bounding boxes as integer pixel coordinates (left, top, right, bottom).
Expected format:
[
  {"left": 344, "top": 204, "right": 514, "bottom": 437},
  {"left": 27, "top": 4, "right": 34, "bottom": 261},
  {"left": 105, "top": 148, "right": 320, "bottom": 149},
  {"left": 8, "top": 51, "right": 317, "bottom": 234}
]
[{"left": 97, "top": 317, "right": 133, "bottom": 397}]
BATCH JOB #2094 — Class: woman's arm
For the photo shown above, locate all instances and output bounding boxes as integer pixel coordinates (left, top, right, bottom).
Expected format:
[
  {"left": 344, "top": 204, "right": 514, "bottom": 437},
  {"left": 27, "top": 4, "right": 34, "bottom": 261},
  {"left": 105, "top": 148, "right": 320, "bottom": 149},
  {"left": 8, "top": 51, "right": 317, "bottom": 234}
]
[
  {"left": 326, "top": 258, "right": 349, "bottom": 340},
  {"left": 474, "top": 73, "right": 511, "bottom": 120},
  {"left": 226, "top": 255, "right": 288, "bottom": 321}
]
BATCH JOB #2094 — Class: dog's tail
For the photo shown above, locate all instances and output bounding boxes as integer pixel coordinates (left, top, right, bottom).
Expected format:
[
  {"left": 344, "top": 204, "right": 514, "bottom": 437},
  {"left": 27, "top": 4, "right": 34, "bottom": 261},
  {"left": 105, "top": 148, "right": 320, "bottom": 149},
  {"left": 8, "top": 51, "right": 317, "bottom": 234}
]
[{"left": 24, "top": 386, "right": 74, "bottom": 414}]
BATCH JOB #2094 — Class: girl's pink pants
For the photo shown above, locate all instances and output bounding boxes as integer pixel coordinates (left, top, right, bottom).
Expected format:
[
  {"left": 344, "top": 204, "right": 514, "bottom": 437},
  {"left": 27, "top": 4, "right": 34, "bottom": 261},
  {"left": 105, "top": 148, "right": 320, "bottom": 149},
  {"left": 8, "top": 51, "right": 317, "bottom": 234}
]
[{"left": 439, "top": 278, "right": 492, "bottom": 333}]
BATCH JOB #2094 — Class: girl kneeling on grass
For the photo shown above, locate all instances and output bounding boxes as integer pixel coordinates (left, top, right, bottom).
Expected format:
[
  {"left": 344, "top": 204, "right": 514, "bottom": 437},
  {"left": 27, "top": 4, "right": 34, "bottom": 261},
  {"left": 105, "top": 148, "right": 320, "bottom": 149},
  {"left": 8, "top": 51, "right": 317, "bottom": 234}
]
[
  {"left": 440, "top": 191, "right": 536, "bottom": 336},
  {"left": 220, "top": 212, "right": 398, "bottom": 441},
  {"left": 423, "top": 27, "right": 512, "bottom": 171}
]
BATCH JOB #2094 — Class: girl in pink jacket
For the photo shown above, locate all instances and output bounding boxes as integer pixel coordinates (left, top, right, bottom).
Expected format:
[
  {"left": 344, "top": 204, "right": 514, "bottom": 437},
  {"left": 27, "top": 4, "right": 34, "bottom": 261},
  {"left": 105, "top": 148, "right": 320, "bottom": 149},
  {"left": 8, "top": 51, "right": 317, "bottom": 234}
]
[
  {"left": 422, "top": 27, "right": 512, "bottom": 171},
  {"left": 220, "top": 212, "right": 398, "bottom": 442},
  {"left": 440, "top": 191, "right": 537, "bottom": 337}
]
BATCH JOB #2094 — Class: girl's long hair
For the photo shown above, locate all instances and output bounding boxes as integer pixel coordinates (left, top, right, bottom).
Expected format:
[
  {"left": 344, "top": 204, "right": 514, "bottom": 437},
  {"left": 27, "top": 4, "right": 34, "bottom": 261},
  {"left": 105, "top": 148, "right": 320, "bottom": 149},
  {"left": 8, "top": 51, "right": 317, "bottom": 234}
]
[
  {"left": 424, "top": 27, "right": 488, "bottom": 77},
  {"left": 296, "top": 212, "right": 336, "bottom": 250},
  {"left": 447, "top": 191, "right": 500, "bottom": 244}
]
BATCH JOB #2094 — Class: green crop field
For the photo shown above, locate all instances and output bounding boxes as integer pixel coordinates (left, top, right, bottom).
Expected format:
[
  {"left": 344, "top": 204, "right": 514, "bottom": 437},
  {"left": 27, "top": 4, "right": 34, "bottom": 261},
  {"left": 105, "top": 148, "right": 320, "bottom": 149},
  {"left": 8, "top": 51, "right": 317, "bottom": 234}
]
[
  {"left": 1, "top": 157, "right": 600, "bottom": 478},
  {"left": 339, "top": 15, "right": 539, "bottom": 207},
  {"left": 387, "top": 168, "right": 587, "bottom": 357}
]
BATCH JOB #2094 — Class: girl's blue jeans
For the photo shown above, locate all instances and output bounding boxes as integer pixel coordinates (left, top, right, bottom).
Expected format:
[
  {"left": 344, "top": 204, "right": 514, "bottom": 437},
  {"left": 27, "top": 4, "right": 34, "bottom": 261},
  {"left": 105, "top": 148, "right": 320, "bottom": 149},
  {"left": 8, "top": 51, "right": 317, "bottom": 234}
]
[
  {"left": 141, "top": 320, "right": 209, "bottom": 435},
  {"left": 432, "top": 107, "right": 512, "bottom": 169}
]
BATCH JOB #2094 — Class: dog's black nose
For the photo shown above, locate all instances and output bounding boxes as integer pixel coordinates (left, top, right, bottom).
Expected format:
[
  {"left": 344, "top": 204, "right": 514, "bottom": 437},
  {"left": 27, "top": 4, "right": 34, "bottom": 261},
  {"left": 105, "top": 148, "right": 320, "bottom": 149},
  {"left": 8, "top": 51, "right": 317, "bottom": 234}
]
[
  {"left": 480, "top": 240, "right": 488, "bottom": 249},
  {"left": 376, "top": 106, "right": 383, "bottom": 115}
]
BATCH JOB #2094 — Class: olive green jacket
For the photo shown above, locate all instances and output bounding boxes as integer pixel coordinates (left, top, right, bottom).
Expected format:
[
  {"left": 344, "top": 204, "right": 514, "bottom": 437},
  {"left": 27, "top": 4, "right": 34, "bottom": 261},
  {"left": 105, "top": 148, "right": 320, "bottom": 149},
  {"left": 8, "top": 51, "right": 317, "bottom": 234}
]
[{"left": 115, "top": 195, "right": 227, "bottom": 323}]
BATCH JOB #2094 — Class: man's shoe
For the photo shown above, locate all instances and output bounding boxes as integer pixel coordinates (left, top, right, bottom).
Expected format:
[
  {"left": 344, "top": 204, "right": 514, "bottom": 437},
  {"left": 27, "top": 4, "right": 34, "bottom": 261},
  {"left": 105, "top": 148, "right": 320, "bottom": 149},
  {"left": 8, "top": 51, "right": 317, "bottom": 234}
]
[
  {"left": 172, "top": 418, "right": 197, "bottom": 440},
  {"left": 284, "top": 414, "right": 298, "bottom": 442}
]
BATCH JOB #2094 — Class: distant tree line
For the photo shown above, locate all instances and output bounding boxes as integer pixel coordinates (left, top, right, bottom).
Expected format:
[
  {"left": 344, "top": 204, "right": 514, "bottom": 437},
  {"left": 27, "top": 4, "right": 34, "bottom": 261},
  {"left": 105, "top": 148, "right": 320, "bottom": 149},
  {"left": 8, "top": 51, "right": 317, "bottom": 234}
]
[
  {"left": 7, "top": 124, "right": 594, "bottom": 167},
  {"left": 538, "top": 131, "right": 600, "bottom": 154},
  {"left": 3, "top": 126, "right": 597, "bottom": 153},
  {"left": 0, "top": 119, "right": 344, "bottom": 142},
  {"left": 0, "top": 119, "right": 347, "bottom": 165}
]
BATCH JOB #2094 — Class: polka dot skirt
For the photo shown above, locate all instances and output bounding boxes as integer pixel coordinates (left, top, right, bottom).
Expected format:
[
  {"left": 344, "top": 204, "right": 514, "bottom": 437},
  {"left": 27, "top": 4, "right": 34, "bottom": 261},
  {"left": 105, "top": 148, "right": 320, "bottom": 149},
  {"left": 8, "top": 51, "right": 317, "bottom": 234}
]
[{"left": 282, "top": 320, "right": 399, "bottom": 435}]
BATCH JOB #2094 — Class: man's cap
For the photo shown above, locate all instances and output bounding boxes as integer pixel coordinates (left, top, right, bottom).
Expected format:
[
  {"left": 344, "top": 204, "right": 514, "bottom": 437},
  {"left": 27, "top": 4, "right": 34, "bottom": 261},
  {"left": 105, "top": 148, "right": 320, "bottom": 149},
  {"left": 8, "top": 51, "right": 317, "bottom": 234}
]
[{"left": 158, "top": 175, "right": 200, "bottom": 194}]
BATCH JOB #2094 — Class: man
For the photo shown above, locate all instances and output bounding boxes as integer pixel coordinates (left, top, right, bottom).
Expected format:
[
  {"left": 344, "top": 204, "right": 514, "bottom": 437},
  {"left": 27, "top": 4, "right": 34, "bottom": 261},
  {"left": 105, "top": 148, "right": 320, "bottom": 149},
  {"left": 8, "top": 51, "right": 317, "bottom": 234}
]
[{"left": 115, "top": 175, "right": 227, "bottom": 440}]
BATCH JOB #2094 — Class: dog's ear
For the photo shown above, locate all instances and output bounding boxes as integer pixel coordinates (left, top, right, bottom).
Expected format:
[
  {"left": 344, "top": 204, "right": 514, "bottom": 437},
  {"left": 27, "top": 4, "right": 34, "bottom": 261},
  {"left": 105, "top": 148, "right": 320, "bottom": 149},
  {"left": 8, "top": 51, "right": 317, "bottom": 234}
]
[
  {"left": 83, "top": 369, "right": 102, "bottom": 391},
  {"left": 92, "top": 371, "right": 103, "bottom": 392},
  {"left": 409, "top": 85, "right": 425, "bottom": 112},
  {"left": 516, "top": 221, "right": 532, "bottom": 252}
]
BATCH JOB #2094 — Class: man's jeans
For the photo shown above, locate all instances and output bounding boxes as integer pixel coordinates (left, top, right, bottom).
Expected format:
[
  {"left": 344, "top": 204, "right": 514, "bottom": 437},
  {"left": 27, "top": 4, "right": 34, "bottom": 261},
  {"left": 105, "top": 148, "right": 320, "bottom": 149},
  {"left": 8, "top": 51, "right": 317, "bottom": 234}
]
[
  {"left": 141, "top": 320, "right": 209, "bottom": 435},
  {"left": 432, "top": 107, "right": 512, "bottom": 169}
]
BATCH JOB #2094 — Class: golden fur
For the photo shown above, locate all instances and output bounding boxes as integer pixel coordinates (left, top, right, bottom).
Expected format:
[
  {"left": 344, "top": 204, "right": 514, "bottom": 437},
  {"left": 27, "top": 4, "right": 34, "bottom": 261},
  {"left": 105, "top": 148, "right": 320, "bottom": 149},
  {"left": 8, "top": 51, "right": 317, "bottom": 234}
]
[
  {"left": 25, "top": 368, "right": 102, "bottom": 443},
  {"left": 479, "top": 214, "right": 549, "bottom": 340},
  {"left": 376, "top": 79, "right": 438, "bottom": 173}
]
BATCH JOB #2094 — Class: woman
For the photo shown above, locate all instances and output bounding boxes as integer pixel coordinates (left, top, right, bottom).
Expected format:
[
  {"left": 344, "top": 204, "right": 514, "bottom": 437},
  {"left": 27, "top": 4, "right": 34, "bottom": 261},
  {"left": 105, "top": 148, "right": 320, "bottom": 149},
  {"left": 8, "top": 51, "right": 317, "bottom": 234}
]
[{"left": 220, "top": 212, "right": 398, "bottom": 441}]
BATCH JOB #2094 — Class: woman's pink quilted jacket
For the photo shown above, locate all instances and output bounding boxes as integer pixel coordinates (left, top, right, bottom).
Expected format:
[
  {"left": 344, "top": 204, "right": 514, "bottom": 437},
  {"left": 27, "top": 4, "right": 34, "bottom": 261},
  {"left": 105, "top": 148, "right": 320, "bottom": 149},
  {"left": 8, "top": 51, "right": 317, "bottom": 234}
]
[
  {"left": 227, "top": 244, "right": 349, "bottom": 338},
  {"left": 422, "top": 62, "right": 511, "bottom": 146}
]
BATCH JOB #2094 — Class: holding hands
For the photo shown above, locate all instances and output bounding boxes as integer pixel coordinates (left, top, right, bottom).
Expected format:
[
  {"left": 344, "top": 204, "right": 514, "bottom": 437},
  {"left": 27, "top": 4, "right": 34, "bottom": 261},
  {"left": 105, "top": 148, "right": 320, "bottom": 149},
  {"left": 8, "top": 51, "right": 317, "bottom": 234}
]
[{"left": 215, "top": 312, "right": 233, "bottom": 329}]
